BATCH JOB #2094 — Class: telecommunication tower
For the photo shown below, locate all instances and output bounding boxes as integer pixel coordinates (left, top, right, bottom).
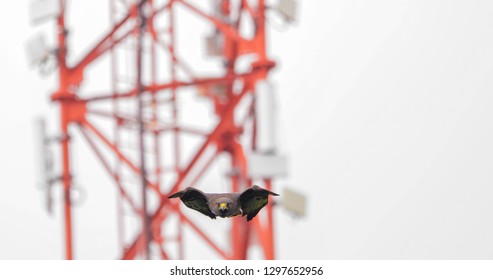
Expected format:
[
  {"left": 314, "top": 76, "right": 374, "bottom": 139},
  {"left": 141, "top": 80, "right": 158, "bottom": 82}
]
[{"left": 29, "top": 0, "right": 298, "bottom": 259}]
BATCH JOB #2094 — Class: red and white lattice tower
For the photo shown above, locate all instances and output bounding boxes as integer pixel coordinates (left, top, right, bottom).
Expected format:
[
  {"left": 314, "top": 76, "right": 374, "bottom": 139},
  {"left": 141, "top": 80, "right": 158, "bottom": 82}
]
[{"left": 46, "top": 0, "right": 287, "bottom": 259}]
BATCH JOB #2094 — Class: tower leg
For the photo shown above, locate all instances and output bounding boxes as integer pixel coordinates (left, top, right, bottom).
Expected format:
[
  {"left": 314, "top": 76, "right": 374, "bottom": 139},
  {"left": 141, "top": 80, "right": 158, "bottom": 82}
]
[
  {"left": 61, "top": 104, "right": 73, "bottom": 260},
  {"left": 230, "top": 140, "right": 250, "bottom": 259},
  {"left": 231, "top": 172, "right": 249, "bottom": 259},
  {"left": 263, "top": 178, "right": 275, "bottom": 259}
]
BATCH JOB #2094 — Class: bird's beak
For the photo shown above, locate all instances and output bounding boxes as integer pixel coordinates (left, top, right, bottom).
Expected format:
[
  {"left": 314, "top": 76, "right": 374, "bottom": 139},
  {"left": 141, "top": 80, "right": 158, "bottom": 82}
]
[{"left": 219, "top": 203, "right": 228, "bottom": 211}]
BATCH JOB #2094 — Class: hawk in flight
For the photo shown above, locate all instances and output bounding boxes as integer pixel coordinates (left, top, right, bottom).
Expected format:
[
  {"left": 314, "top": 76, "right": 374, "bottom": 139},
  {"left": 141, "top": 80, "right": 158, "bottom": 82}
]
[{"left": 168, "top": 185, "right": 279, "bottom": 221}]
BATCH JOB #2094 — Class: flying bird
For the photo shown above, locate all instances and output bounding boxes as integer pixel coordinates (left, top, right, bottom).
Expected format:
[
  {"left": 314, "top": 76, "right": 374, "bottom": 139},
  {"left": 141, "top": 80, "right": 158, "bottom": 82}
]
[{"left": 168, "top": 185, "right": 279, "bottom": 221}]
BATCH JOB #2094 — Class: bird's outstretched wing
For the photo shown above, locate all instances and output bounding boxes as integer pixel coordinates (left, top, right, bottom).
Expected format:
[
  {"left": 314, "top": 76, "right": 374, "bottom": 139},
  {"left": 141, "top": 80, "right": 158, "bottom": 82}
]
[
  {"left": 239, "top": 185, "right": 279, "bottom": 221},
  {"left": 168, "top": 187, "right": 216, "bottom": 219}
]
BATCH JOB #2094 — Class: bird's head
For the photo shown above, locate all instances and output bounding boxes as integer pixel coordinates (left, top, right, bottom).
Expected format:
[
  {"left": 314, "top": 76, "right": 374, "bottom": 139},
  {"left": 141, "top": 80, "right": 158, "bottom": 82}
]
[{"left": 214, "top": 197, "right": 234, "bottom": 217}]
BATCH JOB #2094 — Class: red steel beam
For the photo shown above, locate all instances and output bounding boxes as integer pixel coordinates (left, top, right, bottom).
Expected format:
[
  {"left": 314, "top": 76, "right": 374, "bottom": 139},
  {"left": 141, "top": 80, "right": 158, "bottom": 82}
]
[
  {"left": 263, "top": 178, "right": 275, "bottom": 259},
  {"left": 56, "top": 0, "right": 73, "bottom": 260},
  {"left": 81, "top": 73, "right": 254, "bottom": 103},
  {"left": 251, "top": 178, "right": 275, "bottom": 259},
  {"left": 71, "top": 10, "right": 133, "bottom": 78},
  {"left": 78, "top": 124, "right": 142, "bottom": 215},
  {"left": 178, "top": 208, "right": 230, "bottom": 259},
  {"left": 149, "top": 26, "right": 195, "bottom": 79},
  {"left": 60, "top": 106, "right": 73, "bottom": 260},
  {"left": 71, "top": 0, "right": 173, "bottom": 74},
  {"left": 177, "top": 0, "right": 244, "bottom": 43},
  {"left": 69, "top": 0, "right": 171, "bottom": 87},
  {"left": 81, "top": 120, "right": 161, "bottom": 195}
]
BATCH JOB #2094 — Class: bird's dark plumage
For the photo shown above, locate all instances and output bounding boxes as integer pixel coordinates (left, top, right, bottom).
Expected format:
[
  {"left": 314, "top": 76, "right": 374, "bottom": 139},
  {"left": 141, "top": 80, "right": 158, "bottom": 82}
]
[
  {"left": 168, "top": 185, "right": 279, "bottom": 222},
  {"left": 239, "top": 185, "right": 279, "bottom": 221},
  {"left": 168, "top": 187, "right": 217, "bottom": 219}
]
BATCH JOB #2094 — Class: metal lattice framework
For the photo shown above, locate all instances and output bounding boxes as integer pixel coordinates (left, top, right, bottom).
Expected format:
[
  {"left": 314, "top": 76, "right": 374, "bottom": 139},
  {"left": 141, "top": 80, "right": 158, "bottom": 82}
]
[{"left": 51, "top": 0, "right": 279, "bottom": 259}]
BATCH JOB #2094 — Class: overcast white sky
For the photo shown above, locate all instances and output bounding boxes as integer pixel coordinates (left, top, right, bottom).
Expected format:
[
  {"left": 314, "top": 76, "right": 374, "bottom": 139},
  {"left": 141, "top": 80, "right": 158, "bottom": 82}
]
[{"left": 1, "top": 0, "right": 493, "bottom": 259}]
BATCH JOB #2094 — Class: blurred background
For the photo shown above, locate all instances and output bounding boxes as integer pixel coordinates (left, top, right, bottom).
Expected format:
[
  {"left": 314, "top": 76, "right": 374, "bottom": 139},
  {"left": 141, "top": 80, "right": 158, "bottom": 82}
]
[{"left": 1, "top": 0, "right": 493, "bottom": 259}]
